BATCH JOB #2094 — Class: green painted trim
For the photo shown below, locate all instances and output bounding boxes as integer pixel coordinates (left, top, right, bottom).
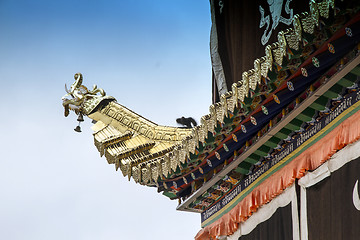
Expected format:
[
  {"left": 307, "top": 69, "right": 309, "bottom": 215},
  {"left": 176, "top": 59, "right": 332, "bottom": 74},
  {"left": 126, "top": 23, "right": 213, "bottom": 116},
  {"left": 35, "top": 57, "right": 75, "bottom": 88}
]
[{"left": 201, "top": 100, "right": 360, "bottom": 227}]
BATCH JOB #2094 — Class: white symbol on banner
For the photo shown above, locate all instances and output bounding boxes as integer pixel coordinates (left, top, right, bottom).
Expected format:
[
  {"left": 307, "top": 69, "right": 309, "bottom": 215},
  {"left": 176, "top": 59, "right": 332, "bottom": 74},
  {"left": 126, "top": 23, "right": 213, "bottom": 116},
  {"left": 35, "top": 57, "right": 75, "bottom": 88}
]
[
  {"left": 259, "top": 0, "right": 294, "bottom": 45},
  {"left": 219, "top": 1, "right": 224, "bottom": 14},
  {"left": 353, "top": 180, "right": 360, "bottom": 211}
]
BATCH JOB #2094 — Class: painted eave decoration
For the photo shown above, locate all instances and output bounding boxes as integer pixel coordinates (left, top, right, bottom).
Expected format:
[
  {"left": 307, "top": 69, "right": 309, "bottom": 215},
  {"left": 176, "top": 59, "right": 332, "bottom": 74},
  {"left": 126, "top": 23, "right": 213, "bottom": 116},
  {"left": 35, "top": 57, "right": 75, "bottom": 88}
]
[{"left": 62, "top": 0, "right": 360, "bottom": 239}]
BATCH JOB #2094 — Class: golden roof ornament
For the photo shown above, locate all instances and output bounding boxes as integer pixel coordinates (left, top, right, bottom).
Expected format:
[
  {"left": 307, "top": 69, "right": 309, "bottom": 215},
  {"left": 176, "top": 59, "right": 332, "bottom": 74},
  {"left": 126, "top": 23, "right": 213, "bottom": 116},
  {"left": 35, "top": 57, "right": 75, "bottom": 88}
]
[
  {"left": 62, "top": 72, "right": 193, "bottom": 183},
  {"left": 62, "top": 73, "right": 115, "bottom": 131}
]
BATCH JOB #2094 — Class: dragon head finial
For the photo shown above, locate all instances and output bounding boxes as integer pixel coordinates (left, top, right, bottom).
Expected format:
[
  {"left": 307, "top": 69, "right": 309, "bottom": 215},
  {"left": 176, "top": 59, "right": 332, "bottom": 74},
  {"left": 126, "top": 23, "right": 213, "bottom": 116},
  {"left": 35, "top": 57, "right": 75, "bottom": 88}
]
[{"left": 62, "top": 73, "right": 115, "bottom": 132}]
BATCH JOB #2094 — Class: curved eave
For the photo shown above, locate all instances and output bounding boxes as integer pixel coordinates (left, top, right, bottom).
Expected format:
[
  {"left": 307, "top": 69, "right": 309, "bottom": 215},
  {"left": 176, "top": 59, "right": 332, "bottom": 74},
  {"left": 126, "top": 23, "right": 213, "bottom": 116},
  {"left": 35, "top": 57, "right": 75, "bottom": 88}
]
[
  {"left": 180, "top": 54, "right": 360, "bottom": 214},
  {"left": 160, "top": 5, "right": 360, "bottom": 200}
]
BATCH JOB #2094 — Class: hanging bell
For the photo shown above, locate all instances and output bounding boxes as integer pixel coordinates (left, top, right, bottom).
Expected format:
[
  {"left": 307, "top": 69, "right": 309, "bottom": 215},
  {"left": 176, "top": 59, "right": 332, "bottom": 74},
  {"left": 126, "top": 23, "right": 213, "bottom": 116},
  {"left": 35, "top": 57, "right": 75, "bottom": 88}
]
[
  {"left": 74, "top": 125, "right": 82, "bottom": 132},
  {"left": 77, "top": 113, "right": 84, "bottom": 122}
]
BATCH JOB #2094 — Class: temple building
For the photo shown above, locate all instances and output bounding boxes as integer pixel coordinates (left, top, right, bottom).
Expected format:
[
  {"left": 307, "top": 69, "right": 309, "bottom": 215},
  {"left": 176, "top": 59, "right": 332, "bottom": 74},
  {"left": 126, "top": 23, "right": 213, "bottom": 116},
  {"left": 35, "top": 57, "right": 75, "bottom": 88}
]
[{"left": 62, "top": 0, "right": 360, "bottom": 239}]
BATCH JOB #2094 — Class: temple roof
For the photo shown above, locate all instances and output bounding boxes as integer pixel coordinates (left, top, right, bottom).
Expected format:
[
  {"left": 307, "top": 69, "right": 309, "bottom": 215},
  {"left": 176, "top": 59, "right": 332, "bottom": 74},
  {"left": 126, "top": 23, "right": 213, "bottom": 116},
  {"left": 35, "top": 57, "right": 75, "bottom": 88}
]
[
  {"left": 62, "top": 0, "right": 360, "bottom": 238},
  {"left": 62, "top": 0, "right": 360, "bottom": 195}
]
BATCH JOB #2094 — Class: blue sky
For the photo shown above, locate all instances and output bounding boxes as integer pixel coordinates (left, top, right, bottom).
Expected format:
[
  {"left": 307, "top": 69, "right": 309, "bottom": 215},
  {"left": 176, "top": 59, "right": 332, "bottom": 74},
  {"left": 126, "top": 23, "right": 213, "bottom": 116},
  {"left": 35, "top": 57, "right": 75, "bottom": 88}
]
[{"left": 0, "top": 1, "right": 212, "bottom": 239}]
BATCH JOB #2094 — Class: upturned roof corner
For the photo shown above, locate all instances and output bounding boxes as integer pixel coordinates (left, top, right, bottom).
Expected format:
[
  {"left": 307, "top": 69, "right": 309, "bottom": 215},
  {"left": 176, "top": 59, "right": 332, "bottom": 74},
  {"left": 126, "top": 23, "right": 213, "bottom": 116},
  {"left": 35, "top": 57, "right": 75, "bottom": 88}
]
[{"left": 61, "top": 1, "right": 360, "bottom": 237}]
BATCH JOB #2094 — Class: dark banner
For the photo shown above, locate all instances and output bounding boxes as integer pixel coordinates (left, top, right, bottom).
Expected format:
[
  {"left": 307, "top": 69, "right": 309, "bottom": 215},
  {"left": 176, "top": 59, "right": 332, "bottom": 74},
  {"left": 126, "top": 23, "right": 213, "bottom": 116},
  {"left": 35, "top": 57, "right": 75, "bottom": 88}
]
[
  {"left": 212, "top": 0, "right": 308, "bottom": 94},
  {"left": 201, "top": 88, "right": 360, "bottom": 223},
  {"left": 239, "top": 204, "right": 293, "bottom": 240},
  {"left": 307, "top": 158, "right": 360, "bottom": 240},
  {"left": 211, "top": 0, "right": 359, "bottom": 101}
]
